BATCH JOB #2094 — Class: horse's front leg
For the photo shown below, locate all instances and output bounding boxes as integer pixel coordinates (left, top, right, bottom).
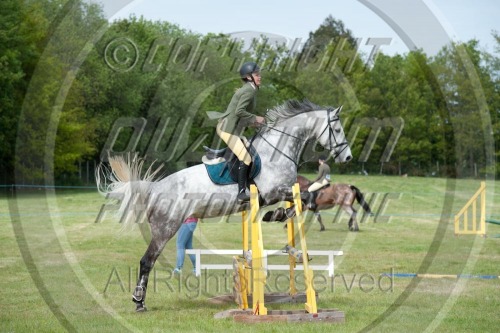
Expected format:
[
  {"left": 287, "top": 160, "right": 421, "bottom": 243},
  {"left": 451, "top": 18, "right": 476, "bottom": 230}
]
[
  {"left": 260, "top": 187, "right": 305, "bottom": 223},
  {"left": 260, "top": 186, "right": 294, "bottom": 206},
  {"left": 262, "top": 206, "right": 297, "bottom": 222}
]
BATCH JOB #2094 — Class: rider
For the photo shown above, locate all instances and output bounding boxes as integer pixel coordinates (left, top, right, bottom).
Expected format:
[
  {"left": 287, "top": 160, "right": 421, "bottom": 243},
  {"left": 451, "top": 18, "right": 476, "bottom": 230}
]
[
  {"left": 308, "top": 155, "right": 331, "bottom": 192},
  {"left": 216, "top": 61, "right": 266, "bottom": 202}
]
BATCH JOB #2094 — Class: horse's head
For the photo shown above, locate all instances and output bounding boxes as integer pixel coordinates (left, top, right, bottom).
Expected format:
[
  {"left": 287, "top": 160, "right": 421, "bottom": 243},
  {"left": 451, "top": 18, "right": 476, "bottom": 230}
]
[
  {"left": 311, "top": 106, "right": 352, "bottom": 163},
  {"left": 263, "top": 99, "right": 352, "bottom": 165}
]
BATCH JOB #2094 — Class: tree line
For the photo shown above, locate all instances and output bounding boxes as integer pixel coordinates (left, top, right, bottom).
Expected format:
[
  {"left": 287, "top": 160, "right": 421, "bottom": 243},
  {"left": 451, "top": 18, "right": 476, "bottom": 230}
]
[{"left": 1, "top": 0, "right": 499, "bottom": 184}]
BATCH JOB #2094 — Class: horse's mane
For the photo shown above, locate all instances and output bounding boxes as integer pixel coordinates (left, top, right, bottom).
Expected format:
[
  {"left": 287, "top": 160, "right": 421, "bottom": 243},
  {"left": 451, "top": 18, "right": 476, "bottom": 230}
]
[{"left": 264, "top": 99, "right": 325, "bottom": 129}]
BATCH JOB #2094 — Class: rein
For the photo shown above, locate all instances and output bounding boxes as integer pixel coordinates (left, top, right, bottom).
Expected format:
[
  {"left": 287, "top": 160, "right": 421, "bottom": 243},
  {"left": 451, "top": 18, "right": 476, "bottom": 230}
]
[{"left": 256, "top": 131, "right": 299, "bottom": 167}]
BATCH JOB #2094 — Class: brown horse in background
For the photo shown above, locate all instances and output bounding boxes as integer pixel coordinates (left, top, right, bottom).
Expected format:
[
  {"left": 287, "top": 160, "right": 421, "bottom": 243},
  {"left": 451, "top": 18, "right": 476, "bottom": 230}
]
[{"left": 263, "top": 175, "right": 373, "bottom": 231}]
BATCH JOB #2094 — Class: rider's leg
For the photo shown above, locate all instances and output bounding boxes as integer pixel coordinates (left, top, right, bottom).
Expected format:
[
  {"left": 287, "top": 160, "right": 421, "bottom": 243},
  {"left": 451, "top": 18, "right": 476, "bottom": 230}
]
[
  {"left": 216, "top": 126, "right": 252, "bottom": 202},
  {"left": 305, "top": 180, "right": 328, "bottom": 210},
  {"left": 237, "top": 161, "right": 250, "bottom": 202},
  {"left": 304, "top": 192, "right": 317, "bottom": 210},
  {"left": 307, "top": 179, "right": 329, "bottom": 192}
]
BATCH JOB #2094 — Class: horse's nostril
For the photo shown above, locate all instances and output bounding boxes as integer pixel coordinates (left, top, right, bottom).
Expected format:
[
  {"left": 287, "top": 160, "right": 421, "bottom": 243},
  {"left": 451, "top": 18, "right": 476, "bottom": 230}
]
[{"left": 346, "top": 155, "right": 352, "bottom": 162}]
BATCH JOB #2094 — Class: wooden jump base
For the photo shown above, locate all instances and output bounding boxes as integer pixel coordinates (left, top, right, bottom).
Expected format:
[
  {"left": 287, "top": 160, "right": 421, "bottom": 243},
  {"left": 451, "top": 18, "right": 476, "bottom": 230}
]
[
  {"left": 213, "top": 184, "right": 345, "bottom": 323},
  {"left": 215, "top": 309, "right": 345, "bottom": 323}
]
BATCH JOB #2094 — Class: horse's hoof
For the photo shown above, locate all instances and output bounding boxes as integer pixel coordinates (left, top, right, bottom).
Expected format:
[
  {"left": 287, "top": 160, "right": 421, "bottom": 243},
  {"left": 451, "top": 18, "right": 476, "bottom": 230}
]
[
  {"left": 132, "top": 286, "right": 145, "bottom": 302},
  {"left": 135, "top": 305, "right": 147, "bottom": 312},
  {"left": 133, "top": 297, "right": 147, "bottom": 312},
  {"left": 320, "top": 228, "right": 326, "bottom": 232},
  {"left": 262, "top": 211, "right": 274, "bottom": 222},
  {"left": 271, "top": 207, "right": 285, "bottom": 222}
]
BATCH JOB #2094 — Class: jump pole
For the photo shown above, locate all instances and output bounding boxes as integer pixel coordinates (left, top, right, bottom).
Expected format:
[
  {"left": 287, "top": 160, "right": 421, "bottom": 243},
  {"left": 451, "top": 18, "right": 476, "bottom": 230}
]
[
  {"left": 292, "top": 183, "right": 317, "bottom": 313},
  {"left": 286, "top": 200, "right": 297, "bottom": 295},
  {"left": 239, "top": 209, "right": 250, "bottom": 309},
  {"left": 249, "top": 184, "right": 267, "bottom": 315}
]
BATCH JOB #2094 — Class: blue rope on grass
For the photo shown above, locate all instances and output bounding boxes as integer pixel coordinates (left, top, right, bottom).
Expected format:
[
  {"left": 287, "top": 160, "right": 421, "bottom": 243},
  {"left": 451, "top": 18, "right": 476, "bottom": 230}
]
[{"left": 382, "top": 273, "right": 499, "bottom": 280}]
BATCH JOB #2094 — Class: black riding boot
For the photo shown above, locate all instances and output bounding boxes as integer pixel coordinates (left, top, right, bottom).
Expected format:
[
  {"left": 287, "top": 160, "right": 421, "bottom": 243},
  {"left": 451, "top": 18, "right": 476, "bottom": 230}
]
[
  {"left": 237, "top": 162, "right": 250, "bottom": 202},
  {"left": 302, "top": 191, "right": 317, "bottom": 210}
]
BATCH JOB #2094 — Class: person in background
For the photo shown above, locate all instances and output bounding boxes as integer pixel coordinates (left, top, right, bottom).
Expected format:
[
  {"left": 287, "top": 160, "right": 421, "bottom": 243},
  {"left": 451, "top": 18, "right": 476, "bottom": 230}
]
[
  {"left": 308, "top": 155, "right": 331, "bottom": 192},
  {"left": 173, "top": 216, "right": 198, "bottom": 276}
]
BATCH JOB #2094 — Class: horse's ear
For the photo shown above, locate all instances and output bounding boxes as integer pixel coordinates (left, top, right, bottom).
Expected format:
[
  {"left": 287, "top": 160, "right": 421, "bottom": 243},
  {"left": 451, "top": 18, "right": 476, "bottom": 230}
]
[{"left": 329, "top": 106, "right": 342, "bottom": 116}]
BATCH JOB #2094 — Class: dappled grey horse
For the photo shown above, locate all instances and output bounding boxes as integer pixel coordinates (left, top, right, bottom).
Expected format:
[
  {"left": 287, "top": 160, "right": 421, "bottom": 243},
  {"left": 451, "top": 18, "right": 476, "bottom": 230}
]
[{"left": 97, "top": 100, "right": 352, "bottom": 311}]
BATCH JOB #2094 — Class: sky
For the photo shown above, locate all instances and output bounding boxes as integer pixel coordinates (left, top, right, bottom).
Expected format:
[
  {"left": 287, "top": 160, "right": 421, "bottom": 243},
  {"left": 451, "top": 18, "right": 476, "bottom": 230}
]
[{"left": 100, "top": 0, "right": 499, "bottom": 57}]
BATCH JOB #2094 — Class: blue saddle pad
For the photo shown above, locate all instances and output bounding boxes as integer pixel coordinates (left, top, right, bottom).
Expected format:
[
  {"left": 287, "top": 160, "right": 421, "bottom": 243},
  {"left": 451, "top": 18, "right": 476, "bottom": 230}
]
[{"left": 204, "top": 155, "right": 261, "bottom": 185}]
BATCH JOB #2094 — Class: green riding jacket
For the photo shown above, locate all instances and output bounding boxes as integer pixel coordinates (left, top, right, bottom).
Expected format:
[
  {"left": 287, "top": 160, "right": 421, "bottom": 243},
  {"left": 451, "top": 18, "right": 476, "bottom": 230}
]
[
  {"left": 218, "top": 82, "right": 257, "bottom": 134},
  {"left": 313, "top": 163, "right": 331, "bottom": 183}
]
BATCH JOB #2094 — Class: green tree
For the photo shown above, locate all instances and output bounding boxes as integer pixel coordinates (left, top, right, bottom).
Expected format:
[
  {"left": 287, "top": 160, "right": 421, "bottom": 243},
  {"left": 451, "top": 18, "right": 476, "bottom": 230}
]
[
  {"left": 430, "top": 40, "right": 496, "bottom": 177},
  {"left": 0, "top": 0, "right": 25, "bottom": 183},
  {"left": 14, "top": 0, "right": 107, "bottom": 182}
]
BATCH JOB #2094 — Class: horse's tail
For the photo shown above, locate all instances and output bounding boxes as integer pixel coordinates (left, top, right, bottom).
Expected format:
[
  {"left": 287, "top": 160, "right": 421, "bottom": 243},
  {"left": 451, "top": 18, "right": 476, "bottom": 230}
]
[
  {"left": 96, "top": 154, "right": 164, "bottom": 225},
  {"left": 350, "top": 185, "right": 373, "bottom": 215}
]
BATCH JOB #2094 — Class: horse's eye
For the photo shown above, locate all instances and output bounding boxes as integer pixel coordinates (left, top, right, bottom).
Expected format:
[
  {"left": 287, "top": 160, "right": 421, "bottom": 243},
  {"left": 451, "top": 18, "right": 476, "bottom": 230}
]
[{"left": 335, "top": 128, "right": 341, "bottom": 133}]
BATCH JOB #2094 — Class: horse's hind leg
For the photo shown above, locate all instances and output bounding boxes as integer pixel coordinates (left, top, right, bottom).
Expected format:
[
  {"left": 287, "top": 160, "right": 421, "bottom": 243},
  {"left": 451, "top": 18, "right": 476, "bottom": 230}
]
[
  {"left": 343, "top": 205, "right": 359, "bottom": 232},
  {"left": 133, "top": 224, "right": 178, "bottom": 312},
  {"left": 314, "top": 212, "right": 326, "bottom": 231}
]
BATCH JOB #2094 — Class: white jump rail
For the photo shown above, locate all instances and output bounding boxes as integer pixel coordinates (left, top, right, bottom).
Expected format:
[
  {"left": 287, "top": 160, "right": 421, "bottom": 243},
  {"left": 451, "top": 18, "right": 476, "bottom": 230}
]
[{"left": 185, "top": 249, "right": 343, "bottom": 277}]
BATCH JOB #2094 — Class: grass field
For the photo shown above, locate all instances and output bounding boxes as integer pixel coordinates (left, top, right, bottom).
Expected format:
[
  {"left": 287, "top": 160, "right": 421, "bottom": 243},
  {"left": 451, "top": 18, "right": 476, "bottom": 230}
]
[{"left": 1, "top": 175, "right": 499, "bottom": 332}]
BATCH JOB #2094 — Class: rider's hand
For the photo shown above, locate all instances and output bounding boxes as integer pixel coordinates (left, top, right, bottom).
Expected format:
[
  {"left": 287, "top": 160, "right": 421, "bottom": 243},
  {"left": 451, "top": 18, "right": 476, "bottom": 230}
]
[{"left": 255, "top": 116, "right": 266, "bottom": 125}]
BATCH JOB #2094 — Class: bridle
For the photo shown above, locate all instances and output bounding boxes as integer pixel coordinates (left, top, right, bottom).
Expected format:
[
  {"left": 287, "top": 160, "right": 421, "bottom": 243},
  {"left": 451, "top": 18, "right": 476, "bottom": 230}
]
[
  {"left": 317, "top": 108, "right": 350, "bottom": 159},
  {"left": 256, "top": 108, "right": 349, "bottom": 167}
]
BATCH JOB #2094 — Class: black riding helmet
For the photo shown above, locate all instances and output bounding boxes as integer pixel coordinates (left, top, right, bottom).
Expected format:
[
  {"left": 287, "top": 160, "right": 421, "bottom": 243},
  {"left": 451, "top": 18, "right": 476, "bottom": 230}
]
[{"left": 239, "top": 61, "right": 260, "bottom": 82}]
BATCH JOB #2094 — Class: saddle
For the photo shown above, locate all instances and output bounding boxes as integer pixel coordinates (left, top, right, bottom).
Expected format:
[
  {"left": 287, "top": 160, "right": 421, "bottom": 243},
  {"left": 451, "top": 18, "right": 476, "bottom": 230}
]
[
  {"left": 201, "top": 146, "right": 231, "bottom": 164},
  {"left": 303, "top": 184, "right": 330, "bottom": 210},
  {"left": 202, "top": 138, "right": 261, "bottom": 186}
]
